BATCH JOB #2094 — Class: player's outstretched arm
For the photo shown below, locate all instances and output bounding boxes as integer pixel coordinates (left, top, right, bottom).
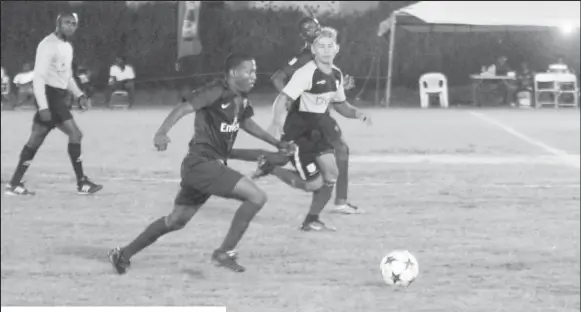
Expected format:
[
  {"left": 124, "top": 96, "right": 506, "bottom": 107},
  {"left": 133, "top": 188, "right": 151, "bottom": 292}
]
[
  {"left": 270, "top": 70, "right": 287, "bottom": 93},
  {"left": 230, "top": 148, "right": 289, "bottom": 165},
  {"left": 241, "top": 118, "right": 281, "bottom": 148},
  {"left": 155, "top": 86, "right": 218, "bottom": 138},
  {"left": 269, "top": 93, "right": 294, "bottom": 133},
  {"left": 155, "top": 102, "right": 195, "bottom": 136},
  {"left": 333, "top": 101, "right": 371, "bottom": 125}
]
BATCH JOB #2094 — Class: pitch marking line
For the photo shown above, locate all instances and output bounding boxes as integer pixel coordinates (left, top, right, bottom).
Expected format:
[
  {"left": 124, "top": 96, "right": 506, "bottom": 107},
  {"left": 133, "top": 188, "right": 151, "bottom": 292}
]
[
  {"left": 470, "top": 112, "right": 580, "bottom": 169},
  {"left": 1, "top": 172, "right": 579, "bottom": 189}
]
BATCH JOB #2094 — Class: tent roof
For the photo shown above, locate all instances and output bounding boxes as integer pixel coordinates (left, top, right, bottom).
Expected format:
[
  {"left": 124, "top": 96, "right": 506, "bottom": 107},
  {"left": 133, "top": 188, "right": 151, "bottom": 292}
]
[{"left": 378, "top": 1, "right": 581, "bottom": 34}]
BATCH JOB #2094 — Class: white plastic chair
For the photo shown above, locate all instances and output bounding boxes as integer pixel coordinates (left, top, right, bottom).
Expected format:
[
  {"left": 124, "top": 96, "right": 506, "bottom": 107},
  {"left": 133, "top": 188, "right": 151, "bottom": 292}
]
[
  {"left": 555, "top": 73, "right": 579, "bottom": 108},
  {"left": 534, "top": 73, "right": 558, "bottom": 108},
  {"left": 535, "top": 73, "right": 579, "bottom": 108},
  {"left": 419, "top": 73, "right": 448, "bottom": 108}
]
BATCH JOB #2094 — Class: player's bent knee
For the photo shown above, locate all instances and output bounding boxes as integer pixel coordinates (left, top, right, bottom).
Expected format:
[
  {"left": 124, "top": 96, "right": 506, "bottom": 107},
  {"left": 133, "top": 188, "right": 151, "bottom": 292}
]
[
  {"left": 166, "top": 204, "right": 199, "bottom": 231},
  {"left": 304, "top": 176, "right": 324, "bottom": 192},
  {"left": 69, "top": 130, "right": 83, "bottom": 143},
  {"left": 334, "top": 144, "right": 349, "bottom": 160},
  {"left": 248, "top": 188, "right": 268, "bottom": 207}
]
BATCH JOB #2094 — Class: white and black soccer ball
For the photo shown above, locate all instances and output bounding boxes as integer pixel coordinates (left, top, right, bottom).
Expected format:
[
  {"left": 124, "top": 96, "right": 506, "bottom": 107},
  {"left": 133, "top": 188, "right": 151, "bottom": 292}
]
[{"left": 380, "top": 250, "right": 419, "bottom": 287}]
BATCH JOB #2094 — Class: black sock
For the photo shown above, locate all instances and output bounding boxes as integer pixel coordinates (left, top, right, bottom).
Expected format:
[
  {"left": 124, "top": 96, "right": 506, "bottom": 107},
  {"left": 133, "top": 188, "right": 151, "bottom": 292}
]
[
  {"left": 121, "top": 217, "right": 172, "bottom": 259},
  {"left": 67, "top": 143, "right": 84, "bottom": 182},
  {"left": 10, "top": 145, "right": 38, "bottom": 186},
  {"left": 219, "top": 201, "right": 262, "bottom": 252}
]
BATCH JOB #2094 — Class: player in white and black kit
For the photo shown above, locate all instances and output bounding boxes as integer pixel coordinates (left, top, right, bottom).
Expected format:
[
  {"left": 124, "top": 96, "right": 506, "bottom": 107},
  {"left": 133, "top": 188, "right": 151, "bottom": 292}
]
[
  {"left": 270, "top": 17, "right": 360, "bottom": 215},
  {"left": 4, "top": 12, "right": 102, "bottom": 196},
  {"left": 259, "top": 27, "right": 371, "bottom": 231}
]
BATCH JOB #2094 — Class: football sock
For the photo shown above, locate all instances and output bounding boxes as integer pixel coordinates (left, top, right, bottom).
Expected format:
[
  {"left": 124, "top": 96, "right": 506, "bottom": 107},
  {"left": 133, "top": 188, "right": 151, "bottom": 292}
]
[
  {"left": 335, "top": 152, "right": 349, "bottom": 205},
  {"left": 67, "top": 143, "right": 84, "bottom": 182},
  {"left": 10, "top": 145, "right": 38, "bottom": 186},
  {"left": 219, "top": 201, "right": 262, "bottom": 251},
  {"left": 306, "top": 184, "right": 334, "bottom": 220},
  {"left": 121, "top": 217, "right": 171, "bottom": 259}
]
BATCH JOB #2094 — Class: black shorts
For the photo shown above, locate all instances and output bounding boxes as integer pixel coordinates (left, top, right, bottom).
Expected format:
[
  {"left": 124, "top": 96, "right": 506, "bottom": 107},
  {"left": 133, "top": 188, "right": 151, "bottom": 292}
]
[
  {"left": 174, "top": 153, "right": 244, "bottom": 206},
  {"left": 283, "top": 111, "right": 342, "bottom": 155},
  {"left": 33, "top": 85, "right": 73, "bottom": 129},
  {"left": 288, "top": 137, "right": 321, "bottom": 181}
]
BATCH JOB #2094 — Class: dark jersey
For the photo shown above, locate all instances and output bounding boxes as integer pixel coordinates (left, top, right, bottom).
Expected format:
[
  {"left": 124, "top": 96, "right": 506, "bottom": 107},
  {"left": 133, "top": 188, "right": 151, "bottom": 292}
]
[
  {"left": 188, "top": 80, "right": 254, "bottom": 160},
  {"left": 280, "top": 46, "right": 313, "bottom": 82}
]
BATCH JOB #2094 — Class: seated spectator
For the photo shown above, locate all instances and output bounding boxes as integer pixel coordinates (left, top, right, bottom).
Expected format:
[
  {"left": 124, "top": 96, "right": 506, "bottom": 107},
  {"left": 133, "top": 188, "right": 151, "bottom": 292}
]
[
  {"left": 493, "top": 56, "right": 517, "bottom": 106},
  {"left": 515, "top": 62, "right": 535, "bottom": 107},
  {"left": 106, "top": 56, "right": 135, "bottom": 108},
  {"left": 516, "top": 62, "right": 534, "bottom": 90},
  {"left": 13, "top": 63, "right": 35, "bottom": 108},
  {"left": 1, "top": 66, "right": 11, "bottom": 108},
  {"left": 76, "top": 63, "right": 95, "bottom": 97}
]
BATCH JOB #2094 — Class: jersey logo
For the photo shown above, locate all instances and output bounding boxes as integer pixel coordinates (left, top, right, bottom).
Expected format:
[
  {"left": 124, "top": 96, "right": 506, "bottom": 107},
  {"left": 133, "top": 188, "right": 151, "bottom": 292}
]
[
  {"left": 316, "top": 80, "right": 326, "bottom": 85},
  {"left": 288, "top": 58, "right": 298, "bottom": 66},
  {"left": 220, "top": 116, "right": 239, "bottom": 133},
  {"left": 221, "top": 102, "right": 230, "bottom": 109},
  {"left": 306, "top": 163, "right": 318, "bottom": 174}
]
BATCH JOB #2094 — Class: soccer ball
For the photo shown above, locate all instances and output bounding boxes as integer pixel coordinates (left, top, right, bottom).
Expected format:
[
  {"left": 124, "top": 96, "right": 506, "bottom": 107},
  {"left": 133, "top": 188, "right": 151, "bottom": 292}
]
[{"left": 380, "top": 250, "right": 419, "bottom": 287}]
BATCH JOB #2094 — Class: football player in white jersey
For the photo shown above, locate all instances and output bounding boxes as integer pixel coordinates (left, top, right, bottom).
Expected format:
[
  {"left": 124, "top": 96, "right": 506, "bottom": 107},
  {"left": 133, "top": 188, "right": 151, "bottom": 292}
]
[{"left": 260, "top": 27, "right": 371, "bottom": 231}]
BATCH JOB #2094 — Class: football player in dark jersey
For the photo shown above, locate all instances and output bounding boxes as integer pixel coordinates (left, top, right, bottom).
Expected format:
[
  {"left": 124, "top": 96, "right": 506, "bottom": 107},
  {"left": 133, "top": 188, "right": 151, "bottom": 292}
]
[
  {"left": 108, "top": 53, "right": 292, "bottom": 274},
  {"left": 269, "top": 17, "right": 361, "bottom": 215}
]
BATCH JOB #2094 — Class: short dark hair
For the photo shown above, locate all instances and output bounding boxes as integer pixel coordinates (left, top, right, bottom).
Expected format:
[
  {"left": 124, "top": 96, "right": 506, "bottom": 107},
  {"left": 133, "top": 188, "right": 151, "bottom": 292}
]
[
  {"left": 57, "top": 11, "right": 78, "bottom": 24},
  {"left": 224, "top": 53, "right": 254, "bottom": 74}
]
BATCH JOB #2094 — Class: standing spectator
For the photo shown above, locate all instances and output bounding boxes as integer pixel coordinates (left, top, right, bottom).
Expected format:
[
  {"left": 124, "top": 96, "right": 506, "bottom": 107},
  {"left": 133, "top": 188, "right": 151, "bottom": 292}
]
[
  {"left": 13, "top": 63, "right": 36, "bottom": 108},
  {"left": 106, "top": 56, "right": 135, "bottom": 108}
]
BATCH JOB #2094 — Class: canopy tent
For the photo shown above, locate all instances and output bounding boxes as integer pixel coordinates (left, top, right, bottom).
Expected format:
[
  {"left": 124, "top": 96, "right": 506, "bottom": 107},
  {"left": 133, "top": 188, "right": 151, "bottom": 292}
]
[{"left": 377, "top": 1, "right": 581, "bottom": 106}]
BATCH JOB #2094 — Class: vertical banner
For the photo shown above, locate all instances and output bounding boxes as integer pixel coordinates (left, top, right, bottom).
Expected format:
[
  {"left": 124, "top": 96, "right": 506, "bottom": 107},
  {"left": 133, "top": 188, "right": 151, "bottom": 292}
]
[{"left": 177, "top": 1, "right": 202, "bottom": 63}]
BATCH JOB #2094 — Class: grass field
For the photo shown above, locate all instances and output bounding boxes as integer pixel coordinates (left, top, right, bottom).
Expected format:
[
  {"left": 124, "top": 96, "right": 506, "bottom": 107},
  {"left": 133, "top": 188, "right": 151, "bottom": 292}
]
[{"left": 1, "top": 106, "right": 580, "bottom": 311}]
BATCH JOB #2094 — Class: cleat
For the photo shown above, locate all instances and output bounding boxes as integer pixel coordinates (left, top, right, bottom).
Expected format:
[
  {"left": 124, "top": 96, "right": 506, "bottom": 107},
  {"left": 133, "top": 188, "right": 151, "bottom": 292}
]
[
  {"left": 330, "top": 203, "right": 363, "bottom": 215},
  {"left": 4, "top": 182, "right": 35, "bottom": 196},
  {"left": 77, "top": 176, "right": 103, "bottom": 195},
  {"left": 300, "top": 219, "right": 337, "bottom": 232},
  {"left": 211, "top": 249, "right": 245, "bottom": 273},
  {"left": 251, "top": 155, "right": 275, "bottom": 180},
  {"left": 108, "top": 247, "right": 131, "bottom": 275}
]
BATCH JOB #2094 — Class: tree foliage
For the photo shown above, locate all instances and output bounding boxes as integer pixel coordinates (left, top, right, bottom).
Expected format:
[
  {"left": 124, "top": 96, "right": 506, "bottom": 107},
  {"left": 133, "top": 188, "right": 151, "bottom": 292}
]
[{"left": 1, "top": 1, "right": 578, "bottom": 90}]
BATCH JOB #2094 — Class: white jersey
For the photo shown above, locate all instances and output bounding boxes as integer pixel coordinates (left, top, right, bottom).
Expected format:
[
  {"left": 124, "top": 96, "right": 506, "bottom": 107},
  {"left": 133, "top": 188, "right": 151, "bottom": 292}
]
[
  {"left": 33, "top": 33, "right": 83, "bottom": 109},
  {"left": 282, "top": 60, "right": 346, "bottom": 114}
]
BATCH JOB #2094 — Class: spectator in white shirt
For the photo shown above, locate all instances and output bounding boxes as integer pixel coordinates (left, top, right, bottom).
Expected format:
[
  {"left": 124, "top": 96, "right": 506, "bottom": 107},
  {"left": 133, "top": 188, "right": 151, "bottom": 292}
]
[
  {"left": 13, "top": 63, "right": 36, "bottom": 108},
  {"left": 1, "top": 66, "right": 12, "bottom": 108},
  {"left": 106, "top": 56, "right": 135, "bottom": 107}
]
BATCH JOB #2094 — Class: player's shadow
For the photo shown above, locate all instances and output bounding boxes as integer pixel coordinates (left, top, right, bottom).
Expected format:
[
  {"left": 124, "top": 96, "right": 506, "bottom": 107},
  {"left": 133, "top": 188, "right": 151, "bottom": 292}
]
[{"left": 56, "top": 245, "right": 112, "bottom": 264}]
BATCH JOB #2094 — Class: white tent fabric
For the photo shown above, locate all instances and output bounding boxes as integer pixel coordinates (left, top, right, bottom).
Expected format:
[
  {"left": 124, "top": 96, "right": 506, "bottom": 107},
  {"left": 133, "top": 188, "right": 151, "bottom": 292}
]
[{"left": 378, "top": 1, "right": 581, "bottom": 106}]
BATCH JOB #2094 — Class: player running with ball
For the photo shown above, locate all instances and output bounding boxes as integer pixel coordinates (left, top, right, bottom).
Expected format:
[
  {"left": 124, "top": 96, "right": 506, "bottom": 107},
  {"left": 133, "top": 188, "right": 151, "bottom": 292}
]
[
  {"left": 260, "top": 27, "right": 371, "bottom": 231},
  {"left": 270, "top": 17, "right": 360, "bottom": 215},
  {"left": 108, "top": 54, "right": 293, "bottom": 274}
]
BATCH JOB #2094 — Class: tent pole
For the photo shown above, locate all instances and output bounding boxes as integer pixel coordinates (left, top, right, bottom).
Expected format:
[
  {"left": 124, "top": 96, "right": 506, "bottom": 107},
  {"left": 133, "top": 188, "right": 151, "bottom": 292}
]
[{"left": 385, "top": 13, "right": 397, "bottom": 107}]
